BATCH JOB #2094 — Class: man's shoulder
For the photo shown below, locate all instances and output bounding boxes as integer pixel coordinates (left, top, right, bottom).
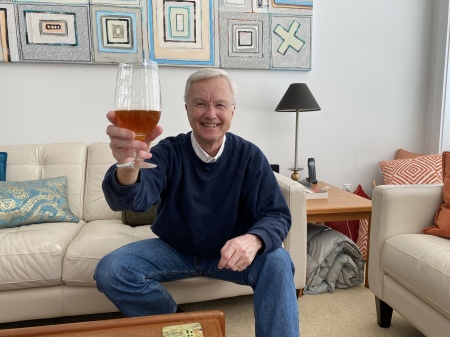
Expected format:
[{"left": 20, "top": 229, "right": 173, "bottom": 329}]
[
  {"left": 227, "top": 132, "right": 254, "bottom": 147},
  {"left": 227, "top": 133, "right": 263, "bottom": 154}
]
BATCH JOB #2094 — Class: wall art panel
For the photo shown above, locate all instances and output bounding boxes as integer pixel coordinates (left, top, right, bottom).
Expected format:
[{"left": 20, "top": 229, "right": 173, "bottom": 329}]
[
  {"left": 0, "top": 3, "right": 19, "bottom": 62},
  {"left": 219, "top": 0, "right": 252, "bottom": 13},
  {"left": 4, "top": 0, "right": 314, "bottom": 70},
  {"left": 271, "top": 15, "right": 311, "bottom": 70},
  {"left": 90, "top": 0, "right": 140, "bottom": 5},
  {"left": 17, "top": 4, "right": 91, "bottom": 62},
  {"left": 149, "top": 0, "right": 214, "bottom": 65},
  {"left": 219, "top": 11, "right": 270, "bottom": 70},
  {"left": 91, "top": 6, "right": 143, "bottom": 63}
]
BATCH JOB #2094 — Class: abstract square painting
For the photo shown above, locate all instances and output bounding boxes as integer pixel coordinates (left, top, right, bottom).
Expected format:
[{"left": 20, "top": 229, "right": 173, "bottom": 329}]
[
  {"left": 149, "top": 0, "right": 214, "bottom": 65},
  {"left": 0, "top": 3, "right": 19, "bottom": 62},
  {"left": 219, "top": 11, "right": 270, "bottom": 70},
  {"left": 271, "top": 0, "right": 313, "bottom": 11},
  {"left": 90, "top": 0, "right": 140, "bottom": 5},
  {"left": 15, "top": 0, "right": 88, "bottom": 4},
  {"left": 0, "top": 8, "right": 6, "bottom": 61},
  {"left": 219, "top": 0, "right": 252, "bottom": 13},
  {"left": 91, "top": 6, "right": 143, "bottom": 63},
  {"left": 17, "top": 4, "right": 91, "bottom": 62}
]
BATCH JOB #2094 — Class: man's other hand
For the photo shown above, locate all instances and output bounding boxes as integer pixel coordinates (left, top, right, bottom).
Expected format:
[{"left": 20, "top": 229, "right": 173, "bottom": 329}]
[{"left": 218, "top": 234, "right": 263, "bottom": 271}]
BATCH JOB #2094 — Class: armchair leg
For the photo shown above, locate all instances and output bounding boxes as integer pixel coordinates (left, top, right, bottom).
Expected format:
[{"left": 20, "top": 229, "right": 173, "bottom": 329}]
[
  {"left": 375, "top": 296, "right": 393, "bottom": 328},
  {"left": 296, "top": 289, "right": 303, "bottom": 299}
]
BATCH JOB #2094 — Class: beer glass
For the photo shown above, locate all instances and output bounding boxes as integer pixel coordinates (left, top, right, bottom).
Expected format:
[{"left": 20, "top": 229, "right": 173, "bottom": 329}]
[{"left": 114, "top": 60, "right": 161, "bottom": 169}]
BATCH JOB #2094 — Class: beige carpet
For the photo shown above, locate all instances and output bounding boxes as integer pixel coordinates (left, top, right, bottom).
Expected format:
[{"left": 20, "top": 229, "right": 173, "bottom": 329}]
[
  {"left": 179, "top": 285, "right": 425, "bottom": 337},
  {"left": 0, "top": 286, "right": 426, "bottom": 336}
]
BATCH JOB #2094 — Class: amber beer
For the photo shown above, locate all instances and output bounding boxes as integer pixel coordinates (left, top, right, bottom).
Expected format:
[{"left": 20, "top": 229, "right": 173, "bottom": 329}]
[{"left": 115, "top": 109, "right": 161, "bottom": 141}]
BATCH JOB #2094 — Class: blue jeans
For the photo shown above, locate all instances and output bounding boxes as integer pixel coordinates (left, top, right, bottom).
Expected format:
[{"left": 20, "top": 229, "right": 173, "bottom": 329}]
[{"left": 94, "top": 238, "right": 299, "bottom": 337}]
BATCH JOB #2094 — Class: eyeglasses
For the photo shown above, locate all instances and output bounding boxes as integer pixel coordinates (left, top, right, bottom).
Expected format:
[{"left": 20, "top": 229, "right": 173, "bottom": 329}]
[{"left": 187, "top": 101, "right": 235, "bottom": 112}]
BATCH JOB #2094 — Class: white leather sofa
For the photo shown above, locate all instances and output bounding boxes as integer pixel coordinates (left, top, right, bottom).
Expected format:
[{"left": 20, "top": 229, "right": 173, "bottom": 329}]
[
  {"left": 0, "top": 142, "right": 307, "bottom": 324},
  {"left": 368, "top": 184, "right": 450, "bottom": 337}
]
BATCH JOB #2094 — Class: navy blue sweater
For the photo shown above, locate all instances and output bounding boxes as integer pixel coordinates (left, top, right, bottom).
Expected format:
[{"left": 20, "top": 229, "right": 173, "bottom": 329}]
[{"left": 102, "top": 132, "right": 291, "bottom": 258}]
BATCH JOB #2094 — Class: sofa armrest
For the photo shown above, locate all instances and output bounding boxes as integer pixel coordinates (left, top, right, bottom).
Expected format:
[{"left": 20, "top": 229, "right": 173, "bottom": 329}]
[
  {"left": 368, "top": 184, "right": 443, "bottom": 295},
  {"left": 274, "top": 172, "right": 307, "bottom": 290}
]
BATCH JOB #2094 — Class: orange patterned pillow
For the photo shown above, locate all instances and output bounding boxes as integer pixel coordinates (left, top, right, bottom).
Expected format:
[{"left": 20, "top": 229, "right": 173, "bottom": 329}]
[
  {"left": 395, "top": 149, "right": 424, "bottom": 160},
  {"left": 356, "top": 219, "right": 369, "bottom": 260},
  {"left": 423, "top": 152, "right": 450, "bottom": 238},
  {"left": 379, "top": 154, "right": 443, "bottom": 185}
]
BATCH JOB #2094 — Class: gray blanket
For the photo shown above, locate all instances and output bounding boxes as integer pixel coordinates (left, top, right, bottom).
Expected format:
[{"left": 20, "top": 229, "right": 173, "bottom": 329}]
[{"left": 304, "top": 223, "right": 365, "bottom": 294}]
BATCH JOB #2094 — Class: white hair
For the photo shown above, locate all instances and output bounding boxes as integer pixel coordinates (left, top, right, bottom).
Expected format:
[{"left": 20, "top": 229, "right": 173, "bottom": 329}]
[{"left": 184, "top": 68, "right": 237, "bottom": 104}]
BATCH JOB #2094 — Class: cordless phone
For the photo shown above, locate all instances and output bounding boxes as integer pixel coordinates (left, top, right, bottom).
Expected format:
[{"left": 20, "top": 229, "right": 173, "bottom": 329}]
[{"left": 307, "top": 158, "right": 318, "bottom": 184}]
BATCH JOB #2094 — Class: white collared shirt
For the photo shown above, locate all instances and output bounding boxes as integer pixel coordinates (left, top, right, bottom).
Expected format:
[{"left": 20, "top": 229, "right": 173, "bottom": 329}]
[{"left": 191, "top": 132, "right": 226, "bottom": 163}]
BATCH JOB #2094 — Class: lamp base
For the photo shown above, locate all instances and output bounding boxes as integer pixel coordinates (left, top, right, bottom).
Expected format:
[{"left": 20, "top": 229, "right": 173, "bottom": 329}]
[{"left": 288, "top": 168, "right": 304, "bottom": 182}]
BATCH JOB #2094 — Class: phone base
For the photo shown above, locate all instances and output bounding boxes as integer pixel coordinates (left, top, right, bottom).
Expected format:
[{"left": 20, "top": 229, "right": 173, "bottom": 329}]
[
  {"left": 299, "top": 179, "right": 313, "bottom": 187},
  {"left": 306, "top": 177, "right": 318, "bottom": 184}
]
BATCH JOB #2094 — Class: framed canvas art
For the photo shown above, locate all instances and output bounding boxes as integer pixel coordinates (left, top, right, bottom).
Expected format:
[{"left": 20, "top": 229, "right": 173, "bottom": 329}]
[{"left": 1, "top": 0, "right": 314, "bottom": 70}]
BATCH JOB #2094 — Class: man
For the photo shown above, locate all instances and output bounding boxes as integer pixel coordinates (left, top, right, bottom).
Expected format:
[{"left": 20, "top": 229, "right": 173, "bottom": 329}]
[{"left": 95, "top": 68, "right": 300, "bottom": 336}]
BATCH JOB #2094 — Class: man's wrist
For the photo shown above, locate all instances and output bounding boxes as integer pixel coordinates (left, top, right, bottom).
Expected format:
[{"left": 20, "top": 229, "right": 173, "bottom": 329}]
[
  {"left": 115, "top": 167, "right": 140, "bottom": 186},
  {"left": 248, "top": 233, "right": 264, "bottom": 252}
]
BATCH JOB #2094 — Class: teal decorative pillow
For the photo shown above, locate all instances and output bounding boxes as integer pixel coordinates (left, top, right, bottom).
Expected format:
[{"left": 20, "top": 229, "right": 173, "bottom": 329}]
[
  {"left": 0, "top": 176, "right": 79, "bottom": 229},
  {"left": 0, "top": 152, "right": 7, "bottom": 181}
]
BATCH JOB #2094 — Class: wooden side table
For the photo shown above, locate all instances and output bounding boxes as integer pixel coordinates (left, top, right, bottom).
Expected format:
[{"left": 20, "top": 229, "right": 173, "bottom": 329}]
[
  {"left": 0, "top": 311, "right": 225, "bottom": 337},
  {"left": 306, "top": 181, "right": 372, "bottom": 287}
]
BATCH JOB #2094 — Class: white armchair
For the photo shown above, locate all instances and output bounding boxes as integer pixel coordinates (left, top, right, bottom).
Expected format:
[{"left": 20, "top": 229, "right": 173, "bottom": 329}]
[{"left": 368, "top": 184, "right": 450, "bottom": 337}]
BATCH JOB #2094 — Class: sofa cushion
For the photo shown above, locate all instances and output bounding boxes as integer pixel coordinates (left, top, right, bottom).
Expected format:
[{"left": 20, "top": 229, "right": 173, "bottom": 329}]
[
  {"left": 63, "top": 220, "right": 155, "bottom": 286},
  {"left": 378, "top": 154, "right": 443, "bottom": 185},
  {"left": 122, "top": 204, "right": 158, "bottom": 227},
  {"left": 325, "top": 220, "right": 359, "bottom": 243},
  {"left": 382, "top": 234, "right": 450, "bottom": 319},
  {"left": 0, "top": 221, "right": 85, "bottom": 290},
  {"left": 0, "top": 152, "right": 7, "bottom": 181},
  {"left": 353, "top": 185, "right": 370, "bottom": 260},
  {"left": 83, "top": 143, "right": 121, "bottom": 222},
  {"left": 395, "top": 148, "right": 424, "bottom": 160},
  {"left": 0, "top": 177, "right": 79, "bottom": 229},
  {"left": 356, "top": 219, "right": 369, "bottom": 261},
  {"left": 423, "top": 151, "right": 450, "bottom": 238}
]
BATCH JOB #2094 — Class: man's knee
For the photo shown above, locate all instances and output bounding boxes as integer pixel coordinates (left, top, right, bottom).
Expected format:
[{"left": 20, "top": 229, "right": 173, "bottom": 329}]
[
  {"left": 264, "top": 248, "right": 295, "bottom": 275},
  {"left": 94, "top": 251, "right": 123, "bottom": 290}
]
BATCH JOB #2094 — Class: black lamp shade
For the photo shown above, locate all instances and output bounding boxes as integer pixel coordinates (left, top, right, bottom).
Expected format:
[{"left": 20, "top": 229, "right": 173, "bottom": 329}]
[{"left": 275, "top": 83, "right": 321, "bottom": 112}]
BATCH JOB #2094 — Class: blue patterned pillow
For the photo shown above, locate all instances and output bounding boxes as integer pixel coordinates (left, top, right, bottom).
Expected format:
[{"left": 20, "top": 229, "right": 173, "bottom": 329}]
[
  {"left": 0, "top": 152, "right": 6, "bottom": 181},
  {"left": 0, "top": 176, "right": 79, "bottom": 229}
]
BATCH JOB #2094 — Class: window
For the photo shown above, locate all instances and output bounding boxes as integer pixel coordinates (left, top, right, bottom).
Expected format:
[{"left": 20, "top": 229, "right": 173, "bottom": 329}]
[
  {"left": 430, "top": 1, "right": 450, "bottom": 153},
  {"left": 443, "top": 78, "right": 450, "bottom": 151}
]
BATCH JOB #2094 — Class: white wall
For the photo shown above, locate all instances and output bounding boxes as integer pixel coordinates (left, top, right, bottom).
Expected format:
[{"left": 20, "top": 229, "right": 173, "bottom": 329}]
[{"left": 0, "top": 0, "right": 435, "bottom": 195}]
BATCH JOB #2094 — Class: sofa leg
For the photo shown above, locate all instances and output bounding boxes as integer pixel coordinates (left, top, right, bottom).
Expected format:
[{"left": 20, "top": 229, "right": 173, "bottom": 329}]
[
  {"left": 296, "top": 289, "right": 303, "bottom": 299},
  {"left": 375, "top": 296, "right": 393, "bottom": 328}
]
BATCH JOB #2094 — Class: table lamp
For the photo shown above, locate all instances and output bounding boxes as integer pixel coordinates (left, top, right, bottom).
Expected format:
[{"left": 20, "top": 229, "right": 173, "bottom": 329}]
[{"left": 275, "top": 83, "right": 321, "bottom": 181}]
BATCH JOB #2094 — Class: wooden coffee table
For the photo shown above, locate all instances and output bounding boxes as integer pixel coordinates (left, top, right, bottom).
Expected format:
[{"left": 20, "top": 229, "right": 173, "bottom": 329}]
[
  {"left": 306, "top": 181, "right": 372, "bottom": 287},
  {"left": 0, "top": 310, "right": 225, "bottom": 337}
]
